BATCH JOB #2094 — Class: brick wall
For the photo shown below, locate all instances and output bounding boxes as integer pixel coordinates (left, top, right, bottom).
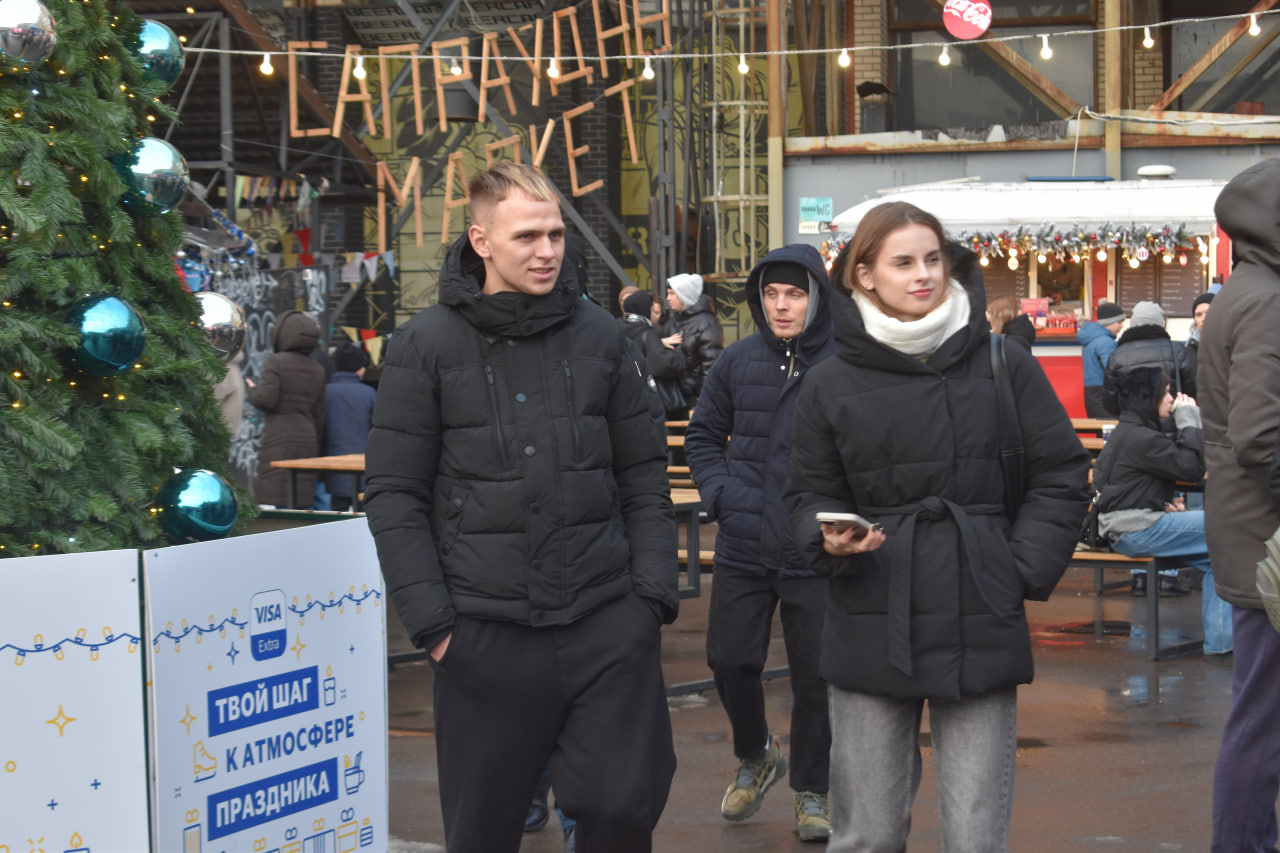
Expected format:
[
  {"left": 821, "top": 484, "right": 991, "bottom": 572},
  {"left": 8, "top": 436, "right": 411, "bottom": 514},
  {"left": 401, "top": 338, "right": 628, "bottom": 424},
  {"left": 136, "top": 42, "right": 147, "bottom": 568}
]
[{"left": 852, "top": 0, "right": 888, "bottom": 134}]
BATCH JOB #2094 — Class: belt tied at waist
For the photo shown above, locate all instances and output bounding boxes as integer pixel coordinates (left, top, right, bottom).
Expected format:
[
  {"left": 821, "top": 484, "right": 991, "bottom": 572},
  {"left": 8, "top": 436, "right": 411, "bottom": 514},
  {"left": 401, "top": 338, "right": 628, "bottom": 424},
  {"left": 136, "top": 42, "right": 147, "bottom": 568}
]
[{"left": 861, "top": 497, "right": 1006, "bottom": 677}]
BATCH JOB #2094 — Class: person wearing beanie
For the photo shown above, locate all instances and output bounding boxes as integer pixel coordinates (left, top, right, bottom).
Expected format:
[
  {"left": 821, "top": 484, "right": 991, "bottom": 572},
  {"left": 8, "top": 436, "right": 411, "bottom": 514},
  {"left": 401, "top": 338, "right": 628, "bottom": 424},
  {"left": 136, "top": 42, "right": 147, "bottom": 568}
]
[
  {"left": 1103, "top": 299, "right": 1195, "bottom": 415},
  {"left": 323, "top": 342, "right": 377, "bottom": 512},
  {"left": 618, "top": 289, "right": 689, "bottom": 419},
  {"left": 685, "top": 244, "right": 836, "bottom": 841},
  {"left": 664, "top": 271, "right": 723, "bottom": 405},
  {"left": 1185, "top": 291, "right": 1215, "bottom": 378},
  {"left": 1077, "top": 300, "right": 1126, "bottom": 418}
]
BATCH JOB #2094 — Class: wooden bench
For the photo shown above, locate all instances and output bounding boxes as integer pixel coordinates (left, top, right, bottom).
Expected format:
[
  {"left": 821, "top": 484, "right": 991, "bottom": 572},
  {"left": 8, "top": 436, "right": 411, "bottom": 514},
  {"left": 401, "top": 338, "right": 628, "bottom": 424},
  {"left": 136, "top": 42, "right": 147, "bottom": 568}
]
[
  {"left": 1068, "top": 549, "right": 1201, "bottom": 661},
  {"left": 668, "top": 465, "right": 695, "bottom": 488},
  {"left": 676, "top": 549, "right": 716, "bottom": 566}
]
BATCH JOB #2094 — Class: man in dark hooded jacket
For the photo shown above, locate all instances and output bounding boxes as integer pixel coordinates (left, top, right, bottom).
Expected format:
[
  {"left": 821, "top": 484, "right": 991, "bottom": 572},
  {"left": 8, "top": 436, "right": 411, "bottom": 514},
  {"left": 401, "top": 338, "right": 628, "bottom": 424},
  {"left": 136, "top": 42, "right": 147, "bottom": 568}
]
[
  {"left": 363, "top": 162, "right": 678, "bottom": 853},
  {"left": 1199, "top": 157, "right": 1280, "bottom": 852},
  {"left": 685, "top": 244, "right": 836, "bottom": 841}
]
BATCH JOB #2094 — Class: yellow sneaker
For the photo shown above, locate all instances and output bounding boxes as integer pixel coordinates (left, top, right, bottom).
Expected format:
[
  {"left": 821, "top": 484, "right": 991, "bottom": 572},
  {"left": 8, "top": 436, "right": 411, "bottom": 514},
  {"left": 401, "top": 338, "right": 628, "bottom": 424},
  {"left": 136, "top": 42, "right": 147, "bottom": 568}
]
[
  {"left": 794, "top": 791, "right": 831, "bottom": 842},
  {"left": 720, "top": 735, "right": 788, "bottom": 821}
]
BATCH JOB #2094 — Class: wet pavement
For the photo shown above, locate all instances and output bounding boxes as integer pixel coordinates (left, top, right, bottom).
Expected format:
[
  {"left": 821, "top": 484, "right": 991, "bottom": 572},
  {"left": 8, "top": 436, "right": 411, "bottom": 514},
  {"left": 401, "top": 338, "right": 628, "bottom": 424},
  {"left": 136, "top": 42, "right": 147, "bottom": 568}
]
[{"left": 386, "top": 562, "right": 1234, "bottom": 851}]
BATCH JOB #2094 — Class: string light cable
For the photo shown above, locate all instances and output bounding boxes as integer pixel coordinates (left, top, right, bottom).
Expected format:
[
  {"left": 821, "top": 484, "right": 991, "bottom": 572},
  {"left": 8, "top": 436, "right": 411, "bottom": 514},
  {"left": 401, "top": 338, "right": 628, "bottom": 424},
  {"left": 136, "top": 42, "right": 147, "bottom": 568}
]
[{"left": 179, "top": 8, "right": 1279, "bottom": 71}]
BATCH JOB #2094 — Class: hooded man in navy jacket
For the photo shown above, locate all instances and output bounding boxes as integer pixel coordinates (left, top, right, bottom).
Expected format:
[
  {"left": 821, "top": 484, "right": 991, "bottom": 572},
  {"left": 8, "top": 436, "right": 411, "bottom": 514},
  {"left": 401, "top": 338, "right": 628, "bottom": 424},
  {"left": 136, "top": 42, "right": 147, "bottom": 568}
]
[{"left": 685, "top": 243, "right": 836, "bottom": 841}]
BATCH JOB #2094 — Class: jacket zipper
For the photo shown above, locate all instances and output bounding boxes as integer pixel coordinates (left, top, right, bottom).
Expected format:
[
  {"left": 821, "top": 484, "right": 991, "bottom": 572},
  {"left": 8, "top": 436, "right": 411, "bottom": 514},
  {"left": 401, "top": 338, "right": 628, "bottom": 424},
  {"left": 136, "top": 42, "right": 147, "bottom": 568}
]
[
  {"left": 785, "top": 341, "right": 796, "bottom": 381},
  {"left": 561, "top": 358, "right": 582, "bottom": 458},
  {"left": 484, "top": 363, "right": 511, "bottom": 468}
]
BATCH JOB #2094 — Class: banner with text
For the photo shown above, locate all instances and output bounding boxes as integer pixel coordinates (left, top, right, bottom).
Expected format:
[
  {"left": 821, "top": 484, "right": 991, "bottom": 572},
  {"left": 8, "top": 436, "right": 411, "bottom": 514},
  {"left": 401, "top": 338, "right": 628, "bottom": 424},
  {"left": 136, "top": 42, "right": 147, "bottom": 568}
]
[
  {"left": 0, "top": 549, "right": 150, "bottom": 853},
  {"left": 144, "top": 519, "right": 387, "bottom": 852}
]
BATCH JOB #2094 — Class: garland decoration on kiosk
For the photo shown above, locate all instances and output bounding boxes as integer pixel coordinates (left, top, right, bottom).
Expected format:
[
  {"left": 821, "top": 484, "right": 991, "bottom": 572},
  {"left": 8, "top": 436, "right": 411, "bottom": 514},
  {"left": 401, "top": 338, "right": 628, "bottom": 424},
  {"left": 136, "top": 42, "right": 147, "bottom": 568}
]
[{"left": 822, "top": 222, "right": 1202, "bottom": 267}]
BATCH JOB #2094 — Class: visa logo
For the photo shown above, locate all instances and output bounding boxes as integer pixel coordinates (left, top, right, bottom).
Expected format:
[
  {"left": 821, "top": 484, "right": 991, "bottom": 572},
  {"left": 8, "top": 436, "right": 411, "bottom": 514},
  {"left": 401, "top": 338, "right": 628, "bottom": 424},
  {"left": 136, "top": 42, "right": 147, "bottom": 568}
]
[{"left": 255, "top": 603, "right": 282, "bottom": 623}]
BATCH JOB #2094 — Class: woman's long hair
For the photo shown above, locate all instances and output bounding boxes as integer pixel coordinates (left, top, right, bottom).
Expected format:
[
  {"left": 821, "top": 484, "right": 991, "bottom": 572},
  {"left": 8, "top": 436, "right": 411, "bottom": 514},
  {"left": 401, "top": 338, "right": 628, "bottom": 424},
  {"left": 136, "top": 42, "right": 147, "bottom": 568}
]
[{"left": 840, "top": 202, "right": 950, "bottom": 302}]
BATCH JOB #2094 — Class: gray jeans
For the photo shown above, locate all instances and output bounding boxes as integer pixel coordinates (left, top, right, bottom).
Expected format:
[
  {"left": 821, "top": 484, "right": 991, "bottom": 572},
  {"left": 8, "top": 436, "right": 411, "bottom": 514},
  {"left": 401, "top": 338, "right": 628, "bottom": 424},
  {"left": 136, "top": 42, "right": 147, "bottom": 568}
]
[{"left": 827, "top": 685, "right": 1018, "bottom": 852}]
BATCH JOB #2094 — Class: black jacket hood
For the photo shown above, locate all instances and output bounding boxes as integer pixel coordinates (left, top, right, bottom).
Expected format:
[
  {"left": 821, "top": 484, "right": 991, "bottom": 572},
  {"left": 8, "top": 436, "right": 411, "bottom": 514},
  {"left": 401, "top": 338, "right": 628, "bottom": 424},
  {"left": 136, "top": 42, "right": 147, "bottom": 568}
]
[
  {"left": 745, "top": 243, "right": 834, "bottom": 358},
  {"left": 436, "top": 229, "right": 580, "bottom": 338},
  {"left": 1116, "top": 323, "right": 1170, "bottom": 347},
  {"left": 1216, "top": 158, "right": 1280, "bottom": 275},
  {"left": 1113, "top": 365, "right": 1167, "bottom": 426}
]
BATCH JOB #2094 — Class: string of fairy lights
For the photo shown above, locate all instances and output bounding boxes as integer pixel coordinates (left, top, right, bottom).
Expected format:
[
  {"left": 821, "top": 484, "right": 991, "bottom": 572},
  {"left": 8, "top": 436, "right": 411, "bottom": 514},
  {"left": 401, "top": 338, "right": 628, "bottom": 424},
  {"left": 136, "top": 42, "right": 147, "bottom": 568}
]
[{"left": 170, "top": 6, "right": 1279, "bottom": 85}]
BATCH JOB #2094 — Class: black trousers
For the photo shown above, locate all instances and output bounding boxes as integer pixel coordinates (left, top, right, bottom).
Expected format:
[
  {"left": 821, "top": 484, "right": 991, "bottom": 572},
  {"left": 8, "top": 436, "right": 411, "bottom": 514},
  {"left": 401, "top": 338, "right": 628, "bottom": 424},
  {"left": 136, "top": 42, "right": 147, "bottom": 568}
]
[
  {"left": 705, "top": 566, "right": 831, "bottom": 793},
  {"left": 1084, "top": 385, "right": 1111, "bottom": 419},
  {"left": 432, "top": 593, "right": 676, "bottom": 852}
]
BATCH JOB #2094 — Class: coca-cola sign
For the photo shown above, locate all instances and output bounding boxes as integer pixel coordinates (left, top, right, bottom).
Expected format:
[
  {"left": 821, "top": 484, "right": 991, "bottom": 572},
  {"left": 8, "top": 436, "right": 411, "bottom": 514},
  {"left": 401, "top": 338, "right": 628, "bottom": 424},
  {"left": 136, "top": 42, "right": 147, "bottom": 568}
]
[{"left": 943, "top": 0, "right": 993, "bottom": 40}]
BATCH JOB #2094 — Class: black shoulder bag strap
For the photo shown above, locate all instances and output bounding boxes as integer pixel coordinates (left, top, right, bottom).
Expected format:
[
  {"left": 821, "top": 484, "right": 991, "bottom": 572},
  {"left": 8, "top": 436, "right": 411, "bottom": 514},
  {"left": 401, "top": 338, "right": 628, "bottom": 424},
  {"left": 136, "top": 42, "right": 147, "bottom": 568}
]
[
  {"left": 990, "top": 333, "right": 1026, "bottom": 522},
  {"left": 1166, "top": 340, "right": 1183, "bottom": 396}
]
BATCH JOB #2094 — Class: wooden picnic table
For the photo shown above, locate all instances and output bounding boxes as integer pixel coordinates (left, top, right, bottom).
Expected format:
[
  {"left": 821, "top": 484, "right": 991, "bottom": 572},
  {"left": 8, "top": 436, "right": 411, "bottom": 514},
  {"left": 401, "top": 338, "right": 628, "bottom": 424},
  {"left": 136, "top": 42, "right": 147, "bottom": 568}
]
[{"left": 270, "top": 453, "right": 366, "bottom": 510}]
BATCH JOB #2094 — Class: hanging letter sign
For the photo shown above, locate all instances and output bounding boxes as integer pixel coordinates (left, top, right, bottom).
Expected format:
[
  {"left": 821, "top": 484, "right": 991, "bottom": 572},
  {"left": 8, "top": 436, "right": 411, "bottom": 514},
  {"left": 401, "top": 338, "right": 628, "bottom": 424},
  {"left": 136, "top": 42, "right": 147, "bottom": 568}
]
[{"left": 943, "top": 0, "right": 992, "bottom": 40}]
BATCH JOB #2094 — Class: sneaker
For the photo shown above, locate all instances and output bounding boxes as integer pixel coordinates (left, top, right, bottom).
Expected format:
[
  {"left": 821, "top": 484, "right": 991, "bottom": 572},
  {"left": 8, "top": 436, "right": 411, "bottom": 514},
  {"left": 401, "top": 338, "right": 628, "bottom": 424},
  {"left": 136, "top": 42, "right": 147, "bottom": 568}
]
[
  {"left": 794, "top": 791, "right": 832, "bottom": 842},
  {"left": 721, "top": 735, "right": 789, "bottom": 821}
]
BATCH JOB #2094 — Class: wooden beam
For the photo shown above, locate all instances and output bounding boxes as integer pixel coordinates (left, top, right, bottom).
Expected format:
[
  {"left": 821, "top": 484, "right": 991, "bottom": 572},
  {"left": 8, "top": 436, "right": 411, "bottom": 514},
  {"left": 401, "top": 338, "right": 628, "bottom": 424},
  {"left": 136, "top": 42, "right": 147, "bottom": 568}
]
[
  {"left": 1105, "top": 0, "right": 1121, "bottom": 178},
  {"left": 1187, "top": 19, "right": 1280, "bottom": 112},
  {"left": 214, "top": 0, "right": 379, "bottom": 177},
  {"left": 1151, "top": 0, "right": 1279, "bottom": 110},
  {"left": 920, "top": 0, "right": 1080, "bottom": 118}
]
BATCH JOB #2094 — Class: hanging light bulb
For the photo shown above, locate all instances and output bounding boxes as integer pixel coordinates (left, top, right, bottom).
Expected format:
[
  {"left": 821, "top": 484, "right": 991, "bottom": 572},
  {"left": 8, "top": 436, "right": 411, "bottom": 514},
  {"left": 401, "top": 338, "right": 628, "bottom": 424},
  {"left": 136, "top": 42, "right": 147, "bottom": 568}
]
[
  {"left": 642, "top": 56, "right": 654, "bottom": 80},
  {"left": 353, "top": 55, "right": 366, "bottom": 80},
  {"left": 547, "top": 57, "right": 560, "bottom": 78},
  {"left": 259, "top": 53, "right": 274, "bottom": 75},
  {"left": 450, "top": 54, "right": 463, "bottom": 76},
  {"left": 738, "top": 54, "right": 749, "bottom": 74},
  {"left": 938, "top": 44, "right": 951, "bottom": 66},
  {"left": 1007, "top": 256, "right": 1019, "bottom": 270},
  {"left": 1096, "top": 248, "right": 1108, "bottom": 261},
  {"left": 838, "top": 47, "right": 850, "bottom": 68},
  {"left": 1040, "top": 34, "right": 1053, "bottom": 60},
  {"left": 978, "top": 254, "right": 989, "bottom": 267},
  {"left": 1250, "top": 14, "right": 1261, "bottom": 36},
  {"left": 1128, "top": 257, "right": 1140, "bottom": 269},
  {"left": 1037, "top": 252, "right": 1047, "bottom": 264},
  {"left": 1163, "top": 253, "right": 1173, "bottom": 264},
  {"left": 1142, "top": 27, "right": 1154, "bottom": 49},
  {"left": 1200, "top": 254, "right": 1210, "bottom": 265}
]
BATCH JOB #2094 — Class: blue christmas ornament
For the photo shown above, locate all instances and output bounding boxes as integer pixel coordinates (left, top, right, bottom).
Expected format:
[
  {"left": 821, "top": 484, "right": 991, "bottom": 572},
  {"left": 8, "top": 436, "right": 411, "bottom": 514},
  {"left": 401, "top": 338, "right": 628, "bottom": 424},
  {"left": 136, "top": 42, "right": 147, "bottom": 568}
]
[
  {"left": 66, "top": 294, "right": 146, "bottom": 376},
  {"left": 134, "top": 20, "right": 183, "bottom": 88},
  {"left": 0, "top": 0, "right": 56, "bottom": 64},
  {"left": 111, "top": 137, "right": 189, "bottom": 215},
  {"left": 156, "top": 469, "right": 238, "bottom": 543}
]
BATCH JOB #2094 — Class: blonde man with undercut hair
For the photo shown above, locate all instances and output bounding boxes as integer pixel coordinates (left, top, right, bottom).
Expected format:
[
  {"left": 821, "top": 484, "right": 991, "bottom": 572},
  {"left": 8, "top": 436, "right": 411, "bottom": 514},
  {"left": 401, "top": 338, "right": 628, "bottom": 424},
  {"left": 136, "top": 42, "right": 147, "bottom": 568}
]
[{"left": 365, "top": 162, "right": 678, "bottom": 852}]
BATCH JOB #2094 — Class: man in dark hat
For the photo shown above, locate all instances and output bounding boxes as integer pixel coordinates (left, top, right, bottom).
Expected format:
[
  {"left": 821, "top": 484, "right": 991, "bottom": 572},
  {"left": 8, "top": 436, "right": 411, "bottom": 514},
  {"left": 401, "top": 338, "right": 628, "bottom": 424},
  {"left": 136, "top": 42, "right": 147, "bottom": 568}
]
[
  {"left": 685, "top": 244, "right": 836, "bottom": 841},
  {"left": 1078, "top": 300, "right": 1127, "bottom": 418},
  {"left": 1186, "top": 290, "right": 1214, "bottom": 379}
]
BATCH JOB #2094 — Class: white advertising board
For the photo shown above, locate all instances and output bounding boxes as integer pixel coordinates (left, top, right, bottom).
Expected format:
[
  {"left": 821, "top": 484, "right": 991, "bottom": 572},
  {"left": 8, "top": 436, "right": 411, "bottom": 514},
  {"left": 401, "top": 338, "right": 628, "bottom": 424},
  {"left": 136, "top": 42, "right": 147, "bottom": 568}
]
[
  {"left": 0, "top": 549, "right": 150, "bottom": 852},
  {"left": 144, "top": 518, "right": 387, "bottom": 853}
]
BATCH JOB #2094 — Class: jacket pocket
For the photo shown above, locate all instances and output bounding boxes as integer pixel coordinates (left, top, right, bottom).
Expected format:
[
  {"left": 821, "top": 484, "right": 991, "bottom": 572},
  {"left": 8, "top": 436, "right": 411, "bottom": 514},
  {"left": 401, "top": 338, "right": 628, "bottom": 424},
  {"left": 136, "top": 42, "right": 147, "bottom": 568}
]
[
  {"left": 561, "top": 358, "right": 582, "bottom": 459},
  {"left": 438, "top": 485, "right": 471, "bottom": 560},
  {"left": 483, "top": 363, "right": 512, "bottom": 469}
]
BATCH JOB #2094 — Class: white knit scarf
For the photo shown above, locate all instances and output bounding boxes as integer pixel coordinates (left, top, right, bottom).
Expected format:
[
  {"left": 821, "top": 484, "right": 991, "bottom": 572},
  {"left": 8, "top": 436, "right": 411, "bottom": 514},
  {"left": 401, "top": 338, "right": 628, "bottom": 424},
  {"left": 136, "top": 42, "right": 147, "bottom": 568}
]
[{"left": 851, "top": 279, "right": 971, "bottom": 359}]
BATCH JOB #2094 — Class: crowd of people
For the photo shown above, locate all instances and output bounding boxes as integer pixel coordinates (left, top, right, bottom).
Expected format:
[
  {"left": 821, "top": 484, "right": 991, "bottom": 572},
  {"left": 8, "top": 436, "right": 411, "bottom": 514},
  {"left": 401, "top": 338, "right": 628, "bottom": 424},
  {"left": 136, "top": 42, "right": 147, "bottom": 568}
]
[{"left": 224, "top": 157, "right": 1280, "bottom": 852}]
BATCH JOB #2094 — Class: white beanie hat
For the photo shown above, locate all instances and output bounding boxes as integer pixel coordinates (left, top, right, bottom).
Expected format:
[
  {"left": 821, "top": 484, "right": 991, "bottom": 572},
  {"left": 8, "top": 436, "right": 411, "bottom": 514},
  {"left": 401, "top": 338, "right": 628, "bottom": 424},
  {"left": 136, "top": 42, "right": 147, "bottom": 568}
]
[
  {"left": 1129, "top": 300, "right": 1166, "bottom": 328},
  {"left": 667, "top": 273, "right": 703, "bottom": 308}
]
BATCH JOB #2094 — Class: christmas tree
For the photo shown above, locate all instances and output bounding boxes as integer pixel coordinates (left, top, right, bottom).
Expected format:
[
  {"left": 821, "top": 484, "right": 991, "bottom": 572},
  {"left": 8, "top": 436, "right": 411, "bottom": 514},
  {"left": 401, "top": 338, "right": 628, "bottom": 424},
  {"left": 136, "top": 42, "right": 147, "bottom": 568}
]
[{"left": 0, "top": 0, "right": 240, "bottom": 557}]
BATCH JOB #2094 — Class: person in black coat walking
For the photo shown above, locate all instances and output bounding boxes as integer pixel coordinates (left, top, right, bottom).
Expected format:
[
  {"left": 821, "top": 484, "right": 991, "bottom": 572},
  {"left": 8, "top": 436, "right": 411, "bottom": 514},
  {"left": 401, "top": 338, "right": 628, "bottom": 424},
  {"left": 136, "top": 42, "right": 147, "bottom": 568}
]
[
  {"left": 618, "top": 290, "right": 688, "bottom": 420},
  {"left": 784, "top": 202, "right": 1090, "bottom": 851},
  {"left": 664, "top": 272, "right": 724, "bottom": 406},
  {"left": 363, "top": 163, "right": 678, "bottom": 853},
  {"left": 685, "top": 244, "right": 837, "bottom": 841},
  {"left": 1102, "top": 300, "right": 1195, "bottom": 415},
  {"left": 322, "top": 342, "right": 377, "bottom": 512}
]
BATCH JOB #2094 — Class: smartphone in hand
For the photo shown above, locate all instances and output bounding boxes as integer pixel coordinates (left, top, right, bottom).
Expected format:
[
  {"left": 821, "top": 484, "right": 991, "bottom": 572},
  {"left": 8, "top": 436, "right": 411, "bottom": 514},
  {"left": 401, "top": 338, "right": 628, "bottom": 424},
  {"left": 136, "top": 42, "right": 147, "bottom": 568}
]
[{"left": 815, "top": 511, "right": 878, "bottom": 537}]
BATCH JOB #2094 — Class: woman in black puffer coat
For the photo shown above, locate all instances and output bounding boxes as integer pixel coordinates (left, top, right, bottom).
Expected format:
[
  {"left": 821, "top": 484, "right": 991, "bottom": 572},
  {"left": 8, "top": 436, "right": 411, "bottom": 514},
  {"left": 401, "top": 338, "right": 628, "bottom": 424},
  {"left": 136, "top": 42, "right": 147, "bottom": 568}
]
[
  {"left": 618, "top": 290, "right": 688, "bottom": 419},
  {"left": 784, "top": 202, "right": 1090, "bottom": 851},
  {"left": 1102, "top": 299, "right": 1195, "bottom": 415}
]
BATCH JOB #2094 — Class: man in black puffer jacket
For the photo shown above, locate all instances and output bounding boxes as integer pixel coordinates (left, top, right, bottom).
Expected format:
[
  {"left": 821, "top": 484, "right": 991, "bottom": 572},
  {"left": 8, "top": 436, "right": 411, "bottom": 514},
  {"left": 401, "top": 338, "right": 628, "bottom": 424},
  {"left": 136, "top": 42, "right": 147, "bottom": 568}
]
[
  {"left": 685, "top": 244, "right": 836, "bottom": 841},
  {"left": 364, "top": 163, "right": 678, "bottom": 853},
  {"left": 1102, "top": 299, "right": 1195, "bottom": 415}
]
